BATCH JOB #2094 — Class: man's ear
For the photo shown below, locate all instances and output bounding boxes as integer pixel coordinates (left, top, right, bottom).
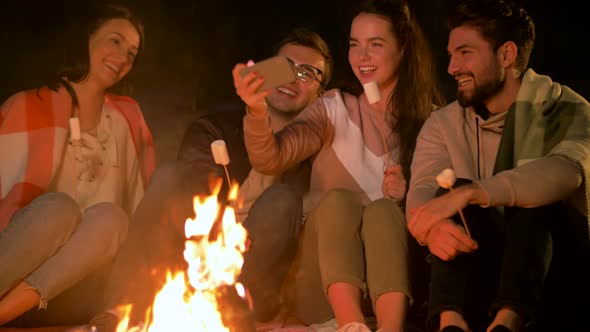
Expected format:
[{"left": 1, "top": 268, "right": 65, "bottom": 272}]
[{"left": 499, "top": 41, "right": 518, "bottom": 68}]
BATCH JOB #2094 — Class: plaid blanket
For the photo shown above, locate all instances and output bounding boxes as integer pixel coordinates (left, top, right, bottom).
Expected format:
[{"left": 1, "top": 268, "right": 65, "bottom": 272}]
[
  {"left": 494, "top": 69, "right": 590, "bottom": 235},
  {"left": 0, "top": 86, "right": 156, "bottom": 231}
]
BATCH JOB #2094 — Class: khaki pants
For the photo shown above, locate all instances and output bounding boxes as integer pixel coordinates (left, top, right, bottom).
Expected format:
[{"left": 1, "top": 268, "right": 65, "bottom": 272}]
[{"left": 293, "top": 189, "right": 410, "bottom": 324}]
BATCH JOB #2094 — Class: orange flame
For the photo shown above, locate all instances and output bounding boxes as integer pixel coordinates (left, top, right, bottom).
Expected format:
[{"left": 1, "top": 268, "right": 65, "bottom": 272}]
[{"left": 113, "top": 184, "right": 248, "bottom": 331}]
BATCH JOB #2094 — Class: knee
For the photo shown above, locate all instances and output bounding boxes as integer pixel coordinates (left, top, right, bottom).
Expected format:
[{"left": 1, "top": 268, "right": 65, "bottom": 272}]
[
  {"left": 256, "top": 184, "right": 303, "bottom": 217},
  {"left": 25, "top": 192, "right": 81, "bottom": 232},
  {"left": 30, "top": 191, "right": 79, "bottom": 215},
  {"left": 313, "top": 189, "right": 362, "bottom": 231},
  {"left": 363, "top": 198, "right": 406, "bottom": 231},
  {"left": 363, "top": 200, "right": 408, "bottom": 249},
  {"left": 320, "top": 188, "right": 355, "bottom": 205},
  {"left": 83, "top": 202, "right": 129, "bottom": 247},
  {"left": 316, "top": 189, "right": 358, "bottom": 215},
  {"left": 246, "top": 184, "right": 303, "bottom": 239}
]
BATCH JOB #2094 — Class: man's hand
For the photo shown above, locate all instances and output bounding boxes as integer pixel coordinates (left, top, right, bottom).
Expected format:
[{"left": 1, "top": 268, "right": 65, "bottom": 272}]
[
  {"left": 232, "top": 62, "right": 270, "bottom": 117},
  {"left": 425, "top": 219, "right": 477, "bottom": 260},
  {"left": 383, "top": 164, "right": 406, "bottom": 202},
  {"left": 408, "top": 183, "right": 483, "bottom": 258}
]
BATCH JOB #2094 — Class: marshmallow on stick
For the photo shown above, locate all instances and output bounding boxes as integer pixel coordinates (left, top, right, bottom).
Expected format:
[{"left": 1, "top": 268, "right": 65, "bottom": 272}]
[
  {"left": 210, "top": 140, "right": 241, "bottom": 223},
  {"left": 211, "top": 140, "right": 230, "bottom": 165},
  {"left": 435, "top": 168, "right": 471, "bottom": 238},
  {"left": 363, "top": 81, "right": 381, "bottom": 104},
  {"left": 211, "top": 139, "right": 232, "bottom": 192},
  {"left": 69, "top": 117, "right": 81, "bottom": 140},
  {"left": 436, "top": 168, "right": 456, "bottom": 189}
]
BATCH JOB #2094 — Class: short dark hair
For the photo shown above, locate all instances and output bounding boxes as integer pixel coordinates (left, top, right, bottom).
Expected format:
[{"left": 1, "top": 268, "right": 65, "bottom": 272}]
[
  {"left": 448, "top": 0, "right": 535, "bottom": 73},
  {"left": 272, "top": 28, "right": 333, "bottom": 89},
  {"left": 50, "top": 2, "right": 144, "bottom": 99}
]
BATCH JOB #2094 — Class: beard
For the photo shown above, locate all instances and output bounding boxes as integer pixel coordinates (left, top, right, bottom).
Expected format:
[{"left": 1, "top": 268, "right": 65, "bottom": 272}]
[{"left": 457, "top": 67, "right": 505, "bottom": 108}]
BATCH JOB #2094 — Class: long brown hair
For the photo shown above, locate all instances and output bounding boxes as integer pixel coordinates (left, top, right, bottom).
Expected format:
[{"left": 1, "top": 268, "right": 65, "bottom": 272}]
[{"left": 353, "top": 0, "right": 445, "bottom": 182}]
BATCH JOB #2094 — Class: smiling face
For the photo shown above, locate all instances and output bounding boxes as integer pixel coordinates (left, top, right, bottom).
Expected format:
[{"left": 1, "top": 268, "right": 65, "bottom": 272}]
[
  {"left": 265, "top": 43, "right": 326, "bottom": 114},
  {"left": 87, "top": 18, "right": 140, "bottom": 90},
  {"left": 447, "top": 25, "right": 505, "bottom": 108},
  {"left": 348, "top": 13, "right": 403, "bottom": 95}
]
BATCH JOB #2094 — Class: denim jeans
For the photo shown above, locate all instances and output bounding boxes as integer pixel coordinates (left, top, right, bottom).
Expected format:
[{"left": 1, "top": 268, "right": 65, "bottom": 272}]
[
  {"left": 239, "top": 183, "right": 303, "bottom": 322},
  {"left": 428, "top": 179, "right": 590, "bottom": 332},
  {"left": 103, "top": 162, "right": 303, "bottom": 323},
  {"left": 0, "top": 192, "right": 128, "bottom": 327}
]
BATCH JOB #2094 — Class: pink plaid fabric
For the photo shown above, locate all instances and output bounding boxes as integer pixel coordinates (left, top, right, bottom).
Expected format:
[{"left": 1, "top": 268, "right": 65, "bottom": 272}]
[{"left": 0, "top": 86, "right": 155, "bottom": 231}]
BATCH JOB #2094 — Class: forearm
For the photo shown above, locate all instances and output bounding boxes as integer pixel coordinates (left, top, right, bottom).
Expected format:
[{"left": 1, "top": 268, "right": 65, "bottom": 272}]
[
  {"left": 407, "top": 113, "right": 453, "bottom": 219},
  {"left": 243, "top": 106, "right": 324, "bottom": 175},
  {"left": 406, "top": 184, "right": 438, "bottom": 219},
  {"left": 476, "top": 156, "right": 582, "bottom": 207},
  {"left": 243, "top": 112, "right": 286, "bottom": 175}
]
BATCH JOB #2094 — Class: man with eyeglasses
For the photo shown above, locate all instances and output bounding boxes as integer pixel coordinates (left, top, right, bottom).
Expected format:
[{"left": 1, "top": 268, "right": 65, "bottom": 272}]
[
  {"left": 179, "top": 27, "right": 333, "bottom": 324},
  {"left": 288, "top": 58, "right": 324, "bottom": 84},
  {"left": 87, "top": 28, "right": 332, "bottom": 332}
]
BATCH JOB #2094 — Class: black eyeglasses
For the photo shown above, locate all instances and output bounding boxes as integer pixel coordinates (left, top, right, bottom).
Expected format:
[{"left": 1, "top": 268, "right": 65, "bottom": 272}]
[{"left": 287, "top": 58, "right": 324, "bottom": 85}]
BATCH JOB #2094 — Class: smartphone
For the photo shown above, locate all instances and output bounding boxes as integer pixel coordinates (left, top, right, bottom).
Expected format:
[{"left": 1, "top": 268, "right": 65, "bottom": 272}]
[{"left": 239, "top": 55, "right": 296, "bottom": 91}]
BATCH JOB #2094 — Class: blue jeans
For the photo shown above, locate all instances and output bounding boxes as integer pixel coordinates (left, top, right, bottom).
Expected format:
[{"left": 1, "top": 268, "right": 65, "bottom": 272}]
[
  {"left": 239, "top": 183, "right": 303, "bottom": 322},
  {"left": 103, "top": 163, "right": 303, "bottom": 323},
  {"left": 0, "top": 192, "right": 128, "bottom": 327}
]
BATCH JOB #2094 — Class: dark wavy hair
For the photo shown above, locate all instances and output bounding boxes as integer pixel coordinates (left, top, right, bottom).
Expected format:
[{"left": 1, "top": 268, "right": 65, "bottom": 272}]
[
  {"left": 448, "top": 0, "right": 535, "bottom": 75},
  {"left": 352, "top": 0, "right": 446, "bottom": 182},
  {"left": 48, "top": 2, "right": 145, "bottom": 106}
]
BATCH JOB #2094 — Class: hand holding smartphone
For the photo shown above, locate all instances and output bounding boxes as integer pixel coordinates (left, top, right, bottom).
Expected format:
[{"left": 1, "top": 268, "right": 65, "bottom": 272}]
[{"left": 239, "top": 56, "right": 296, "bottom": 91}]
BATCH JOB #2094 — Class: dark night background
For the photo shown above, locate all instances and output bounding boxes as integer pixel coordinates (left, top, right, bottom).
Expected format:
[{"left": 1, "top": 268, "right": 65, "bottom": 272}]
[{"left": 1, "top": 0, "right": 588, "bottom": 162}]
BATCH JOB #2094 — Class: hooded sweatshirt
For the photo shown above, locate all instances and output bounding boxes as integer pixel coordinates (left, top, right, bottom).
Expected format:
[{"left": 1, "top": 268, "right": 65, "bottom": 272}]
[{"left": 408, "top": 69, "right": 589, "bottom": 235}]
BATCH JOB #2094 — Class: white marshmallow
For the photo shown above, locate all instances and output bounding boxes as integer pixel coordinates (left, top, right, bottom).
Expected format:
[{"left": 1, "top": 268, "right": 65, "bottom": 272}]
[
  {"left": 436, "top": 168, "right": 456, "bottom": 189},
  {"left": 211, "top": 140, "right": 230, "bottom": 165},
  {"left": 69, "top": 117, "right": 81, "bottom": 140},
  {"left": 362, "top": 81, "right": 381, "bottom": 104}
]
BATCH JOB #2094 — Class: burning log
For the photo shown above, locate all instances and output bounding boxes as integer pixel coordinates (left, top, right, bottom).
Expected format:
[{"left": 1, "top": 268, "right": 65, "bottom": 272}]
[
  {"left": 215, "top": 284, "right": 255, "bottom": 332},
  {"left": 109, "top": 184, "right": 254, "bottom": 332}
]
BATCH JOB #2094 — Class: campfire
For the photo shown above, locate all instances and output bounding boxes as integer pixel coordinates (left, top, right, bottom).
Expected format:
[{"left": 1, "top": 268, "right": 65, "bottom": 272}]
[{"left": 114, "top": 182, "right": 254, "bottom": 332}]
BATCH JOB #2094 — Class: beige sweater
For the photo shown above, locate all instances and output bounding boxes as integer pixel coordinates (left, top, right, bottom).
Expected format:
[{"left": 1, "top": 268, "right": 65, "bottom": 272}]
[
  {"left": 407, "top": 100, "right": 583, "bottom": 217},
  {"left": 244, "top": 89, "right": 398, "bottom": 215}
]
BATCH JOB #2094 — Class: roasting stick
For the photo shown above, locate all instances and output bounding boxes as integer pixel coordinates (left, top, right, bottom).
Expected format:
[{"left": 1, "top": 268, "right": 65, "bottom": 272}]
[
  {"left": 69, "top": 117, "right": 82, "bottom": 201},
  {"left": 436, "top": 168, "right": 472, "bottom": 238},
  {"left": 211, "top": 140, "right": 241, "bottom": 224}
]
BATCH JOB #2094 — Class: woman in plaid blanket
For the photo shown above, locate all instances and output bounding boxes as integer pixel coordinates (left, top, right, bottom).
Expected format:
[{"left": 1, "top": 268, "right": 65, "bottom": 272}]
[{"left": 0, "top": 3, "right": 155, "bottom": 327}]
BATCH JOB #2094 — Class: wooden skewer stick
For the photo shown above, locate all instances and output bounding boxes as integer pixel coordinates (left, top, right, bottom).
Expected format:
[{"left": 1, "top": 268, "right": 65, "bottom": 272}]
[
  {"left": 211, "top": 140, "right": 241, "bottom": 224},
  {"left": 449, "top": 187, "right": 471, "bottom": 238},
  {"left": 437, "top": 168, "right": 471, "bottom": 238},
  {"left": 222, "top": 165, "right": 241, "bottom": 224}
]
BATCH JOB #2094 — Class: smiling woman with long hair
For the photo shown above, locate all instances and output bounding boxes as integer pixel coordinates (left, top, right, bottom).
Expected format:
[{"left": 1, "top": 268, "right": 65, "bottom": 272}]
[
  {"left": 233, "top": 0, "right": 444, "bottom": 330},
  {"left": 0, "top": 3, "right": 154, "bottom": 327}
]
